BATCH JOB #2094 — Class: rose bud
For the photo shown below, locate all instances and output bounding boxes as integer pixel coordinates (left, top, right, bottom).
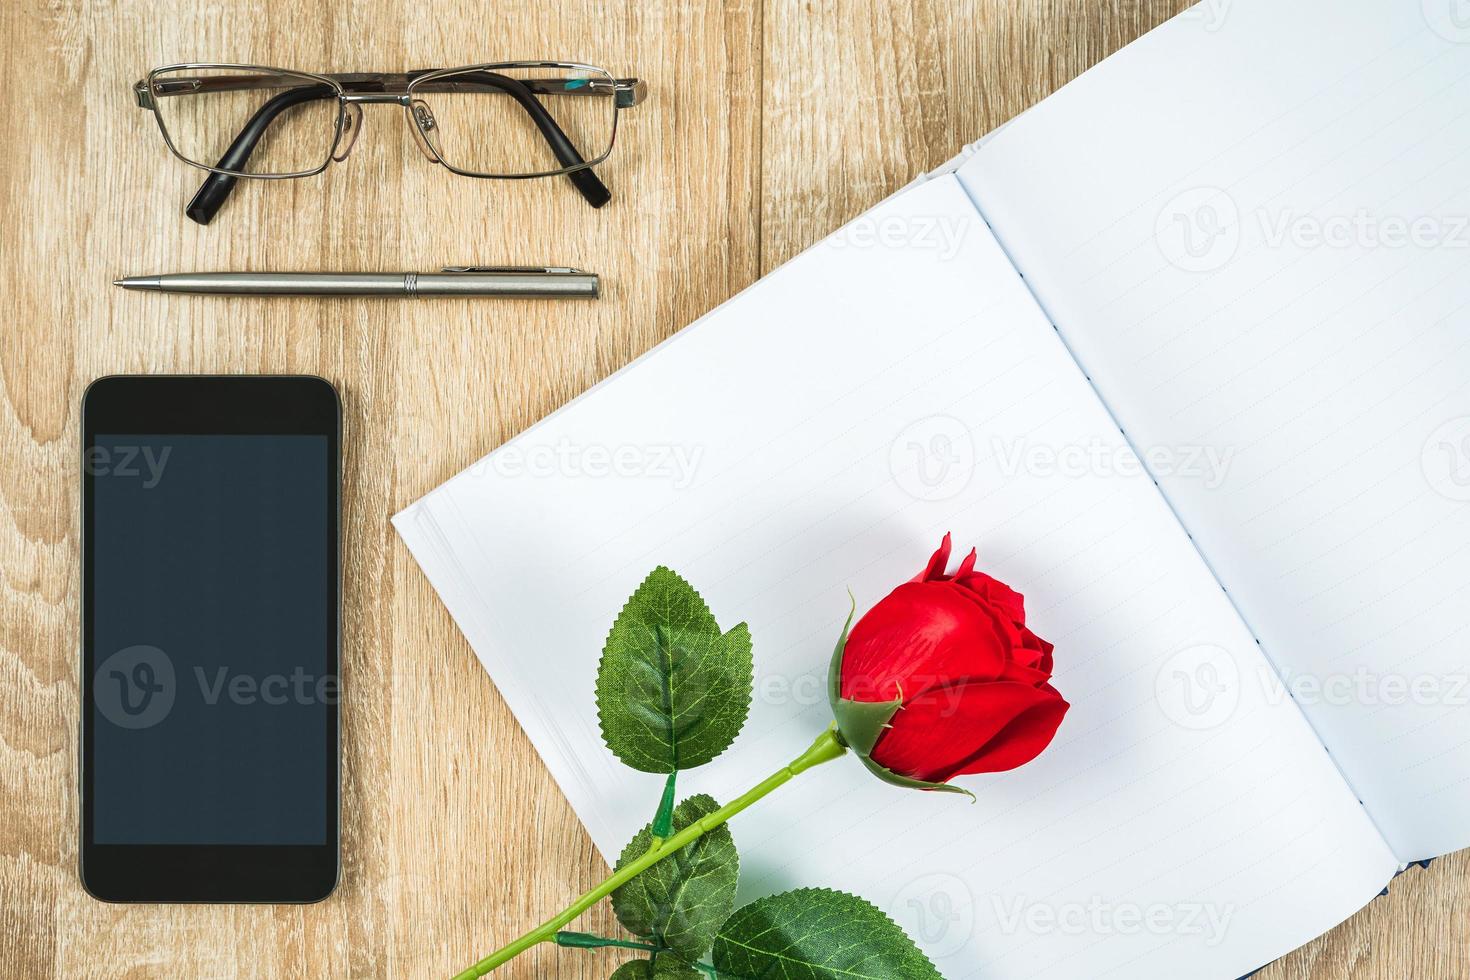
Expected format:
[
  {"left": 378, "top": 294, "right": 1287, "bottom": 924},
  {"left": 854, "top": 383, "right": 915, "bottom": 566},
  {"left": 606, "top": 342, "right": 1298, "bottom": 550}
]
[{"left": 826, "top": 533, "right": 1069, "bottom": 794}]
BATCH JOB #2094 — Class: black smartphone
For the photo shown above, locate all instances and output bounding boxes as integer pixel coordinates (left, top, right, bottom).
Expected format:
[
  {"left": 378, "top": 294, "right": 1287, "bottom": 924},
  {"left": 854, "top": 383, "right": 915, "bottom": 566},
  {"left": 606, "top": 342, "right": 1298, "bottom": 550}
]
[{"left": 80, "top": 376, "right": 340, "bottom": 902}]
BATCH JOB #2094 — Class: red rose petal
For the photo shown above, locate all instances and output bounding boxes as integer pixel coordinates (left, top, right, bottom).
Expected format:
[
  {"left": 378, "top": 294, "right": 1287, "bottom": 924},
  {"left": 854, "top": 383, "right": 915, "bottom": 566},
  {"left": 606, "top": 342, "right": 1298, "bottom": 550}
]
[
  {"left": 915, "top": 532, "right": 954, "bottom": 583},
  {"left": 998, "top": 658, "right": 1053, "bottom": 688},
  {"left": 958, "top": 571, "right": 1027, "bottom": 626},
  {"left": 840, "top": 582, "right": 1009, "bottom": 702},
  {"left": 869, "top": 680, "right": 1069, "bottom": 783},
  {"left": 947, "top": 686, "right": 1068, "bottom": 779},
  {"left": 935, "top": 580, "right": 1039, "bottom": 665},
  {"left": 1032, "top": 635, "right": 1055, "bottom": 675}
]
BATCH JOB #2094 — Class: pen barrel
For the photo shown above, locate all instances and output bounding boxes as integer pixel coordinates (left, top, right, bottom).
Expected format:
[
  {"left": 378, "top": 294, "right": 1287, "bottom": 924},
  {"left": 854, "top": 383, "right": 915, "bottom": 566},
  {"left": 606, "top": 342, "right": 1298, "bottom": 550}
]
[
  {"left": 150, "top": 272, "right": 599, "bottom": 298},
  {"left": 157, "top": 273, "right": 409, "bottom": 295},
  {"left": 412, "top": 273, "right": 599, "bottom": 298}
]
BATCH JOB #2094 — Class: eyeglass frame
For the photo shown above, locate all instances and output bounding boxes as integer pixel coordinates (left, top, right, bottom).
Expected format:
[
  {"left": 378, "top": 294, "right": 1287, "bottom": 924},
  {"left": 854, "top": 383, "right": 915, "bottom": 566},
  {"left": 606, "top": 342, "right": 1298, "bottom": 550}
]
[{"left": 133, "top": 61, "right": 648, "bottom": 224}]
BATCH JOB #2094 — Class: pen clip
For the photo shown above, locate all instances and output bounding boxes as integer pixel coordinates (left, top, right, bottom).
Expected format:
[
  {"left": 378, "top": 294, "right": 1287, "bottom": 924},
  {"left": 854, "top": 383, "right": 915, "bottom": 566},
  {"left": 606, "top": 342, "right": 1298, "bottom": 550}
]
[{"left": 440, "top": 265, "right": 584, "bottom": 275}]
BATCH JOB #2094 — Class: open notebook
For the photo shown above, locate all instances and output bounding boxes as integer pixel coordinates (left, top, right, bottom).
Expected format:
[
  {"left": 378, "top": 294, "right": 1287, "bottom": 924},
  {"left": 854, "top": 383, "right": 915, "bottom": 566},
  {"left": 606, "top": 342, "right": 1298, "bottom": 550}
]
[{"left": 395, "top": 1, "right": 1470, "bottom": 976}]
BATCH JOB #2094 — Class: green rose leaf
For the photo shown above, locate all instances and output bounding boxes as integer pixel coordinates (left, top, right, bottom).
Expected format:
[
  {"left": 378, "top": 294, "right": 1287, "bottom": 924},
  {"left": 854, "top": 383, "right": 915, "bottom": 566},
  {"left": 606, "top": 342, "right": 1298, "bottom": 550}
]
[
  {"left": 612, "top": 794, "right": 739, "bottom": 963},
  {"left": 712, "top": 887, "right": 942, "bottom": 980},
  {"left": 609, "top": 958, "right": 703, "bottom": 979},
  {"left": 597, "top": 567, "right": 753, "bottom": 773}
]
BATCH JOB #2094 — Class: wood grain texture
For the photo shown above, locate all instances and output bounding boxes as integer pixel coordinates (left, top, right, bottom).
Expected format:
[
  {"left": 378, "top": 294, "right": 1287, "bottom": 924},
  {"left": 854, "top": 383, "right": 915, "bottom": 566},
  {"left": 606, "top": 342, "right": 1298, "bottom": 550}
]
[{"left": 0, "top": 1, "right": 1463, "bottom": 977}]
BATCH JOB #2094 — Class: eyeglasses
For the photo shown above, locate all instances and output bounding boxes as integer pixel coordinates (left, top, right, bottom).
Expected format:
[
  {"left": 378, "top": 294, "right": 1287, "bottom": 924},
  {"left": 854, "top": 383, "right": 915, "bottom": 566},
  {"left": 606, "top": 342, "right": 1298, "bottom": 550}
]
[{"left": 133, "top": 61, "right": 648, "bottom": 225}]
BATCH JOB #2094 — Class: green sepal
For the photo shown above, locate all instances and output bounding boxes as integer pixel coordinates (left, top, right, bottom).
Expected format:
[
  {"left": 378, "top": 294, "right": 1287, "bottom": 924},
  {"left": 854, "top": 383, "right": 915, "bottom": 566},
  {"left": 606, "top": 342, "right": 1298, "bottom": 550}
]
[
  {"left": 856, "top": 751, "right": 976, "bottom": 799},
  {"left": 825, "top": 592, "right": 903, "bottom": 759},
  {"left": 830, "top": 695, "right": 902, "bottom": 756},
  {"left": 825, "top": 592, "right": 856, "bottom": 710},
  {"left": 825, "top": 593, "right": 974, "bottom": 798}
]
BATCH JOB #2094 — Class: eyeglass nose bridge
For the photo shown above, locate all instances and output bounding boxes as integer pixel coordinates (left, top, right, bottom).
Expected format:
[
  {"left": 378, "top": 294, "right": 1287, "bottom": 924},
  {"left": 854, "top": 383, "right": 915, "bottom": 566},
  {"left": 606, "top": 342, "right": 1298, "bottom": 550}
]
[
  {"left": 340, "top": 92, "right": 412, "bottom": 105},
  {"left": 332, "top": 92, "right": 414, "bottom": 163}
]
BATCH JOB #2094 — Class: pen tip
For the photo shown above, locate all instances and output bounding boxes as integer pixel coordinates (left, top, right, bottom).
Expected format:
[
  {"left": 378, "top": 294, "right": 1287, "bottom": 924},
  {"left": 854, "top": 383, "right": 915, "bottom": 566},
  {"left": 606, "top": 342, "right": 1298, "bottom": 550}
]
[{"left": 112, "top": 279, "right": 124, "bottom": 286}]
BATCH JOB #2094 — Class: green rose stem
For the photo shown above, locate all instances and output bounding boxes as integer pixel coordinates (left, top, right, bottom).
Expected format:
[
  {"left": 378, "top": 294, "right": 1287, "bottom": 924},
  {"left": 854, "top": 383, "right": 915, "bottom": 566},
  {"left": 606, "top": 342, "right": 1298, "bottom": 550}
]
[{"left": 451, "top": 726, "right": 850, "bottom": 979}]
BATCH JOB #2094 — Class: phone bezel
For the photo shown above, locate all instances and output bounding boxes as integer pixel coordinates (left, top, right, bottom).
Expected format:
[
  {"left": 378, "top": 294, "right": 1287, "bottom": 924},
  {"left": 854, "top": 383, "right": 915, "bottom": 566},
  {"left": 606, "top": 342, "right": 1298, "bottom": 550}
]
[{"left": 79, "top": 375, "right": 341, "bottom": 903}]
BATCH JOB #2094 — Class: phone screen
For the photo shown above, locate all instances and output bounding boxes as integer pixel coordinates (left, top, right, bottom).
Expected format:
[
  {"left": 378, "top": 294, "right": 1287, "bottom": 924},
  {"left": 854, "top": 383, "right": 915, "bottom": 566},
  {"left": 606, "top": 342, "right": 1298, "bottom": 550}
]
[
  {"left": 81, "top": 377, "right": 339, "bottom": 902},
  {"left": 91, "top": 434, "right": 331, "bottom": 844}
]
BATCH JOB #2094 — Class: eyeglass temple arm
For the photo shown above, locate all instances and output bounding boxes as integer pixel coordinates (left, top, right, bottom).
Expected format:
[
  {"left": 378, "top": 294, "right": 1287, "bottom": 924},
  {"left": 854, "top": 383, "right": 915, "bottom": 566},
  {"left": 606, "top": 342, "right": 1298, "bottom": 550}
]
[
  {"left": 184, "top": 84, "right": 334, "bottom": 225},
  {"left": 147, "top": 72, "right": 646, "bottom": 107},
  {"left": 407, "top": 74, "right": 645, "bottom": 108},
  {"left": 179, "top": 72, "right": 617, "bottom": 225}
]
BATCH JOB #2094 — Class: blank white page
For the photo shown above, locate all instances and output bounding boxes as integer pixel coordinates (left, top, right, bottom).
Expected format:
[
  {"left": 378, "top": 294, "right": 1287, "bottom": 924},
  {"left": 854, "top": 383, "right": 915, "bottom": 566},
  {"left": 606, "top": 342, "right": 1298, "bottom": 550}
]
[
  {"left": 395, "top": 175, "right": 1396, "bottom": 978},
  {"left": 956, "top": 0, "right": 1470, "bottom": 861}
]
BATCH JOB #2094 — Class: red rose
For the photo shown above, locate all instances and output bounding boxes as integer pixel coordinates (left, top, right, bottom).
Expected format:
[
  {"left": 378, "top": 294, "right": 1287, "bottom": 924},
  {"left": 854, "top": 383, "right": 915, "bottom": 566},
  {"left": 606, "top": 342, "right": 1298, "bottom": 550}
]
[{"left": 827, "top": 534, "right": 1068, "bottom": 791}]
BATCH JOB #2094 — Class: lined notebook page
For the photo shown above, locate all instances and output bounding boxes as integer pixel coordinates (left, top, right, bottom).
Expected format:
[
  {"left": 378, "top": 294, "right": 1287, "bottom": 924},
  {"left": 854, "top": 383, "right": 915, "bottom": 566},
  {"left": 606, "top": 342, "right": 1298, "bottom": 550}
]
[
  {"left": 956, "top": 0, "right": 1470, "bottom": 861},
  {"left": 395, "top": 175, "right": 1396, "bottom": 979}
]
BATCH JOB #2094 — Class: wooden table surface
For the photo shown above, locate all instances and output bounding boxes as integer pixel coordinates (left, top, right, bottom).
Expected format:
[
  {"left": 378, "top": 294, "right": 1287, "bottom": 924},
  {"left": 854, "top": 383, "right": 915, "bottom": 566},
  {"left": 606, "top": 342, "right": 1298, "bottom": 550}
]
[{"left": 2, "top": 0, "right": 1465, "bottom": 977}]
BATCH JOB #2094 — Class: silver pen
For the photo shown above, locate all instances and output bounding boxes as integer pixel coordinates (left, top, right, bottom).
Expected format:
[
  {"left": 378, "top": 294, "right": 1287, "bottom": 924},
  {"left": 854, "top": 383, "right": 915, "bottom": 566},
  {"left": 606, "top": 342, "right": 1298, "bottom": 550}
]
[{"left": 113, "top": 266, "right": 599, "bottom": 298}]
